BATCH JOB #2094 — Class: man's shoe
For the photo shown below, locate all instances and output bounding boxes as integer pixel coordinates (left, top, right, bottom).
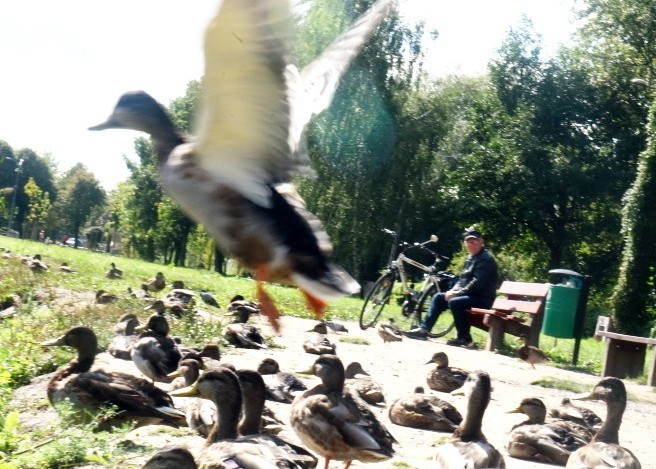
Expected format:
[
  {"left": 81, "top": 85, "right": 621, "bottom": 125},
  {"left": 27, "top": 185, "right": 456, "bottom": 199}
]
[
  {"left": 446, "top": 337, "right": 472, "bottom": 347},
  {"left": 403, "top": 327, "right": 428, "bottom": 341}
]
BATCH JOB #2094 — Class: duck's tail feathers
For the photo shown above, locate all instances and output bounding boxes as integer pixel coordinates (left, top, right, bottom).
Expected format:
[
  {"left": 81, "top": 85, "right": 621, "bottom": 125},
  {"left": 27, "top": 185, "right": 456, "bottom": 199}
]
[{"left": 292, "top": 263, "right": 360, "bottom": 302}]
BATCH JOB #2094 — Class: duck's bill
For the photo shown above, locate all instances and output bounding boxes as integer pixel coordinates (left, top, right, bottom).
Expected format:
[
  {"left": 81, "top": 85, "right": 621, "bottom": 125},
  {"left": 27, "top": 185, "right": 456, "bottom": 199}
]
[
  {"left": 39, "top": 337, "right": 65, "bottom": 347},
  {"left": 88, "top": 119, "right": 118, "bottom": 131},
  {"left": 570, "top": 391, "right": 595, "bottom": 401},
  {"left": 167, "top": 370, "right": 181, "bottom": 379},
  {"left": 169, "top": 382, "right": 200, "bottom": 397}
]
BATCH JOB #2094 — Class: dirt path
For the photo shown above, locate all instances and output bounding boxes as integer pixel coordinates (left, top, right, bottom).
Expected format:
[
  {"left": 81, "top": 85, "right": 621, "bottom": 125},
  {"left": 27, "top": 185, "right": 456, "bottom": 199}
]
[{"left": 12, "top": 313, "right": 656, "bottom": 468}]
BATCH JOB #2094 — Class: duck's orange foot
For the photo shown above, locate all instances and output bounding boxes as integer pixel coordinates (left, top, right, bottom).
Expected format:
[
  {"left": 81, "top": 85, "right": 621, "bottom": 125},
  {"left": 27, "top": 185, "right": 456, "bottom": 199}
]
[
  {"left": 302, "top": 290, "right": 327, "bottom": 320},
  {"left": 255, "top": 266, "right": 281, "bottom": 333}
]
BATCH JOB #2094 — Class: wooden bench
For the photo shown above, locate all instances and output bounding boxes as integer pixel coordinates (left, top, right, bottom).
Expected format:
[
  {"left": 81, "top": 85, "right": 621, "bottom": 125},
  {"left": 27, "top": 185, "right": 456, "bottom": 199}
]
[
  {"left": 466, "top": 281, "right": 551, "bottom": 352},
  {"left": 595, "top": 316, "right": 656, "bottom": 386}
]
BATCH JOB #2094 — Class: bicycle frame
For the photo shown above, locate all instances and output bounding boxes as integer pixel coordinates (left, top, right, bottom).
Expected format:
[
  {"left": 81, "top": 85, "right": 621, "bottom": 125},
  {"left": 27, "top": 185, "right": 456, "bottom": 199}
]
[{"left": 393, "top": 252, "right": 438, "bottom": 297}]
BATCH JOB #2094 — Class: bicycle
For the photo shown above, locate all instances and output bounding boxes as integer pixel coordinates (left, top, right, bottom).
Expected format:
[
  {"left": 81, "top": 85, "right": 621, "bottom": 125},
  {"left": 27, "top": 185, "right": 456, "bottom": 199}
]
[{"left": 359, "top": 229, "right": 457, "bottom": 338}]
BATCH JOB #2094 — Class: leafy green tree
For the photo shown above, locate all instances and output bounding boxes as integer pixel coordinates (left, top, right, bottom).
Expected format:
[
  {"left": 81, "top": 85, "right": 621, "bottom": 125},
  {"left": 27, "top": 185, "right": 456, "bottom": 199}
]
[
  {"left": 56, "top": 164, "right": 106, "bottom": 248},
  {"left": 23, "top": 177, "right": 52, "bottom": 239}
]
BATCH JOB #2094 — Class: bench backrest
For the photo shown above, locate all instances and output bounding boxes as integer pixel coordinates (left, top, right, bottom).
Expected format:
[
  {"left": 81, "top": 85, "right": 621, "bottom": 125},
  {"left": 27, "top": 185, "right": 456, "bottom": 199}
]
[{"left": 492, "top": 281, "right": 550, "bottom": 315}]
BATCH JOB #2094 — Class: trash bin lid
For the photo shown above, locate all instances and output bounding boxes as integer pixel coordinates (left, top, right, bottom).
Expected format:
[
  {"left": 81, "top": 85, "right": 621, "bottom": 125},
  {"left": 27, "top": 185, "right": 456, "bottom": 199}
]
[{"left": 548, "top": 268, "right": 582, "bottom": 277}]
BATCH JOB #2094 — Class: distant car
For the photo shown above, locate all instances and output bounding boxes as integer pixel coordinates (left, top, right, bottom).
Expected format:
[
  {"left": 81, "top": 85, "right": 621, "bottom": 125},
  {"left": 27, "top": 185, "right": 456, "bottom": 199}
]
[{"left": 65, "top": 238, "right": 85, "bottom": 248}]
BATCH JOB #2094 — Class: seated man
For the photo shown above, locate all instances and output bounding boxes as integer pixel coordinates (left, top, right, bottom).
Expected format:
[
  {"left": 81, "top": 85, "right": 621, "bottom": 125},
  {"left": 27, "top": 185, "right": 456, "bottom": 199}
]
[{"left": 404, "top": 228, "right": 498, "bottom": 346}]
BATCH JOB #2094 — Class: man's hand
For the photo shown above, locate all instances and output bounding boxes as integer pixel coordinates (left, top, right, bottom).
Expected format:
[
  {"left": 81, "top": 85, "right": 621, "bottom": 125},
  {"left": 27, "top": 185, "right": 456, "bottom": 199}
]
[{"left": 445, "top": 289, "right": 459, "bottom": 301}]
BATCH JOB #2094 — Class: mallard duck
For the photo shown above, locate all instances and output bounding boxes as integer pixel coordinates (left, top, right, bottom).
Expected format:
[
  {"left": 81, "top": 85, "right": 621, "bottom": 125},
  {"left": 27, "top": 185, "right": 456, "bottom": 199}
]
[
  {"left": 549, "top": 396, "right": 603, "bottom": 431},
  {"left": 128, "top": 285, "right": 154, "bottom": 300},
  {"left": 257, "top": 357, "right": 307, "bottom": 403},
  {"left": 291, "top": 354, "right": 397, "bottom": 467},
  {"left": 302, "top": 331, "right": 336, "bottom": 355},
  {"left": 566, "top": 377, "right": 641, "bottom": 469},
  {"left": 378, "top": 317, "right": 403, "bottom": 342},
  {"left": 167, "top": 288, "right": 196, "bottom": 306},
  {"left": 389, "top": 386, "right": 462, "bottom": 432},
  {"left": 88, "top": 0, "right": 393, "bottom": 333},
  {"left": 58, "top": 262, "right": 77, "bottom": 273},
  {"left": 108, "top": 313, "right": 140, "bottom": 360},
  {"left": 434, "top": 371, "right": 506, "bottom": 468},
  {"left": 506, "top": 397, "right": 590, "bottom": 465},
  {"left": 95, "top": 289, "right": 119, "bottom": 304},
  {"left": 105, "top": 262, "right": 122, "bottom": 279},
  {"left": 516, "top": 334, "right": 549, "bottom": 369},
  {"left": 132, "top": 314, "right": 182, "bottom": 382},
  {"left": 200, "top": 290, "right": 220, "bottom": 308},
  {"left": 40, "top": 326, "right": 185, "bottom": 427},
  {"left": 144, "top": 272, "right": 167, "bottom": 292},
  {"left": 344, "top": 361, "right": 385, "bottom": 406},
  {"left": 141, "top": 445, "right": 197, "bottom": 469},
  {"left": 223, "top": 307, "right": 267, "bottom": 349},
  {"left": 171, "top": 367, "right": 318, "bottom": 468},
  {"left": 425, "top": 352, "right": 469, "bottom": 393},
  {"left": 27, "top": 254, "right": 48, "bottom": 272}
]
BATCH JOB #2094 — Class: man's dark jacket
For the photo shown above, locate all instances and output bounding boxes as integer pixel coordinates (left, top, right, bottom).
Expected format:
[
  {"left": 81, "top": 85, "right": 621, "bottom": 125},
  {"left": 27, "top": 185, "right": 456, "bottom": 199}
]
[{"left": 454, "top": 247, "right": 498, "bottom": 302}]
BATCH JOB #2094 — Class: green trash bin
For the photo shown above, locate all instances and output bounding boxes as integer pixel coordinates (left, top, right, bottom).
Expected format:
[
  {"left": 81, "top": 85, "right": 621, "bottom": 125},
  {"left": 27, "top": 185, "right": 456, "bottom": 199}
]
[{"left": 542, "top": 284, "right": 580, "bottom": 338}]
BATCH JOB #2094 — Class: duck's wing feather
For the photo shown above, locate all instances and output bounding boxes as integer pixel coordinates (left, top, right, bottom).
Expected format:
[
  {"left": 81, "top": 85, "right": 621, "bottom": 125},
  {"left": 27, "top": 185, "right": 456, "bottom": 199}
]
[
  {"left": 196, "top": 0, "right": 302, "bottom": 207},
  {"left": 288, "top": 0, "right": 393, "bottom": 144}
]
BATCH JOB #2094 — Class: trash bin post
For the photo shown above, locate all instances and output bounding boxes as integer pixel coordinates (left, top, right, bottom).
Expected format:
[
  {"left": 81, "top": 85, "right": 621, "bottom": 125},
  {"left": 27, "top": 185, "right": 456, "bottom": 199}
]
[{"left": 571, "top": 275, "right": 591, "bottom": 366}]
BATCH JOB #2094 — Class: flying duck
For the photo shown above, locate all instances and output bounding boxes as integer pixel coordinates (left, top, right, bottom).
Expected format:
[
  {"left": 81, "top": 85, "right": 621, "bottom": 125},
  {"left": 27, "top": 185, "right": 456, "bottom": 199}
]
[{"left": 89, "top": 0, "right": 394, "bottom": 331}]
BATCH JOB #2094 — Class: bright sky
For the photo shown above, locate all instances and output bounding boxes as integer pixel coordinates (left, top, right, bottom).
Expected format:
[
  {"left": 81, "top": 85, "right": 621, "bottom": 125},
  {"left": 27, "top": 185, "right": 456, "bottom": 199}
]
[{"left": 0, "top": 0, "right": 577, "bottom": 191}]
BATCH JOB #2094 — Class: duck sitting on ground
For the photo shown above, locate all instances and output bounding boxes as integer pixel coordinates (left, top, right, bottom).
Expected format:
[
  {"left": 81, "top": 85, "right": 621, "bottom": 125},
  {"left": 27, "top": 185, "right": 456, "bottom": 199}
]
[
  {"left": 389, "top": 386, "right": 462, "bottom": 432},
  {"left": 344, "top": 361, "right": 385, "bottom": 406},
  {"left": 95, "top": 289, "right": 119, "bottom": 304},
  {"left": 105, "top": 262, "right": 122, "bottom": 279},
  {"left": 171, "top": 367, "right": 318, "bottom": 468},
  {"left": 257, "top": 357, "right": 307, "bottom": 403},
  {"left": 291, "top": 354, "right": 397, "bottom": 468},
  {"left": 506, "top": 397, "right": 591, "bottom": 465},
  {"left": 378, "top": 317, "right": 403, "bottom": 342},
  {"left": 199, "top": 290, "right": 220, "bottom": 308},
  {"left": 58, "top": 262, "right": 77, "bottom": 273},
  {"left": 434, "top": 371, "right": 506, "bottom": 468},
  {"left": 516, "top": 334, "right": 549, "bottom": 369},
  {"left": 141, "top": 445, "right": 197, "bottom": 469},
  {"left": 108, "top": 313, "right": 141, "bottom": 360},
  {"left": 566, "top": 377, "right": 641, "bottom": 469},
  {"left": 144, "top": 272, "right": 167, "bottom": 292},
  {"left": 132, "top": 314, "right": 182, "bottom": 382},
  {"left": 549, "top": 397, "right": 603, "bottom": 431},
  {"left": 425, "top": 351, "right": 469, "bottom": 393},
  {"left": 40, "top": 326, "right": 185, "bottom": 428},
  {"left": 223, "top": 305, "right": 267, "bottom": 349}
]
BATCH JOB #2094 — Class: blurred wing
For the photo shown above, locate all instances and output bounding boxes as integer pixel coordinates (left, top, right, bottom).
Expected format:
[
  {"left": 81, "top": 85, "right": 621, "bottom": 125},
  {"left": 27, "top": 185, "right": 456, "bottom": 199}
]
[
  {"left": 287, "top": 0, "right": 394, "bottom": 149},
  {"left": 196, "top": 0, "right": 305, "bottom": 207}
]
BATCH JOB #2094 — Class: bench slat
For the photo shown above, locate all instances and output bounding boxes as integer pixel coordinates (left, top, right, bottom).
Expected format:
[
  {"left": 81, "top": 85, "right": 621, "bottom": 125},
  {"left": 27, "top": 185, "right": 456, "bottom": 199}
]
[
  {"left": 491, "top": 298, "right": 543, "bottom": 315},
  {"left": 498, "top": 281, "right": 550, "bottom": 297}
]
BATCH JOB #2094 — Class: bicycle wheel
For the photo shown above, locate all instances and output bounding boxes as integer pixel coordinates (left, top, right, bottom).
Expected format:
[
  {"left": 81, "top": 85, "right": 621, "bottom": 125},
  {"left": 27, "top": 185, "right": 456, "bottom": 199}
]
[
  {"left": 359, "top": 272, "right": 395, "bottom": 329},
  {"left": 415, "top": 284, "right": 456, "bottom": 338}
]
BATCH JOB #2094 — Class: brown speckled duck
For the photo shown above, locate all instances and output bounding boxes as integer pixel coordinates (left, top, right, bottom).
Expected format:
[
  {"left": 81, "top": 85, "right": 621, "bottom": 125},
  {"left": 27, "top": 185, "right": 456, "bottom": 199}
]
[
  {"left": 389, "top": 386, "right": 462, "bottom": 432},
  {"left": 171, "top": 367, "right": 317, "bottom": 468},
  {"left": 40, "top": 326, "right": 185, "bottom": 427},
  {"left": 434, "top": 371, "right": 506, "bottom": 468},
  {"left": 88, "top": 0, "right": 393, "bottom": 333},
  {"left": 566, "top": 377, "right": 641, "bottom": 469},
  {"left": 425, "top": 351, "right": 469, "bottom": 393},
  {"left": 377, "top": 317, "right": 403, "bottom": 342},
  {"left": 516, "top": 334, "right": 549, "bottom": 369},
  {"left": 344, "top": 361, "right": 385, "bottom": 406},
  {"left": 291, "top": 354, "right": 397, "bottom": 468},
  {"left": 549, "top": 396, "right": 603, "bottom": 431},
  {"left": 506, "top": 397, "right": 591, "bottom": 465}
]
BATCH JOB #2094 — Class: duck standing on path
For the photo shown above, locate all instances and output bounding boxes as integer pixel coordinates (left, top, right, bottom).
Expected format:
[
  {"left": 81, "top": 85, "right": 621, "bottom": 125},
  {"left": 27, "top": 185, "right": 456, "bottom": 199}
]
[
  {"left": 566, "top": 377, "right": 641, "bottom": 469},
  {"left": 516, "top": 334, "right": 549, "bottom": 369},
  {"left": 291, "top": 354, "right": 397, "bottom": 468},
  {"left": 40, "top": 327, "right": 185, "bottom": 427},
  {"left": 434, "top": 371, "right": 506, "bottom": 468},
  {"left": 377, "top": 317, "right": 403, "bottom": 342},
  {"left": 144, "top": 272, "right": 167, "bottom": 292},
  {"left": 89, "top": 0, "right": 394, "bottom": 332}
]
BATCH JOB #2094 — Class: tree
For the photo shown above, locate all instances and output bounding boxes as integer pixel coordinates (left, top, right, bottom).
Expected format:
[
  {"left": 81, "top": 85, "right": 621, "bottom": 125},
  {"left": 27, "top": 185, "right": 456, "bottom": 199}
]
[
  {"left": 23, "top": 177, "right": 52, "bottom": 239},
  {"left": 56, "top": 164, "right": 106, "bottom": 247}
]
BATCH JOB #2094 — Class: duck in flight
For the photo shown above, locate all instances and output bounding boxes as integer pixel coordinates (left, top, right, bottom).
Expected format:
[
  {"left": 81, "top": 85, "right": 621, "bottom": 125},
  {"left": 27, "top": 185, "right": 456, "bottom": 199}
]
[{"left": 90, "top": 0, "right": 394, "bottom": 332}]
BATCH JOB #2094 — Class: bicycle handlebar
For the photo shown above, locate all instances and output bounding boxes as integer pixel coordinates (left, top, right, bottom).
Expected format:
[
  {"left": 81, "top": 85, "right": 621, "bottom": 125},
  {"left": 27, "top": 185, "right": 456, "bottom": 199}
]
[{"left": 381, "top": 228, "right": 449, "bottom": 263}]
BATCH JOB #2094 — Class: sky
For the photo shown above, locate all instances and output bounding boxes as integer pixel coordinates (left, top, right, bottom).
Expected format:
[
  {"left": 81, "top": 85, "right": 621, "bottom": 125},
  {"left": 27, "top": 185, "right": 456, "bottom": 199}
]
[{"left": 0, "top": 0, "right": 577, "bottom": 191}]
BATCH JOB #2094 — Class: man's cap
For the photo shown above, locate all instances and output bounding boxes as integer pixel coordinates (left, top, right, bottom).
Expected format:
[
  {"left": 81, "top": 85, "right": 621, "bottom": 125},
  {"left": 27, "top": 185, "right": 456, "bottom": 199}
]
[{"left": 463, "top": 229, "right": 483, "bottom": 240}]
